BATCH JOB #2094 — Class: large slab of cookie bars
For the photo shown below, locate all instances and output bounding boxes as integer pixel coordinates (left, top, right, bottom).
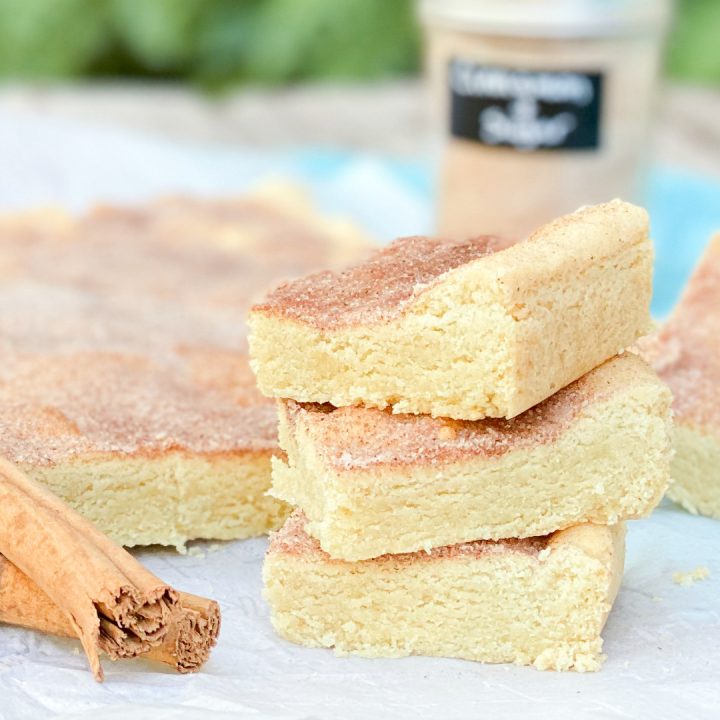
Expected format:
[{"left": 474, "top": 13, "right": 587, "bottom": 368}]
[
  {"left": 0, "top": 188, "right": 370, "bottom": 548},
  {"left": 250, "top": 200, "right": 652, "bottom": 420},
  {"left": 271, "top": 353, "right": 672, "bottom": 560},
  {"left": 640, "top": 234, "right": 720, "bottom": 519},
  {"left": 264, "top": 512, "right": 625, "bottom": 672}
]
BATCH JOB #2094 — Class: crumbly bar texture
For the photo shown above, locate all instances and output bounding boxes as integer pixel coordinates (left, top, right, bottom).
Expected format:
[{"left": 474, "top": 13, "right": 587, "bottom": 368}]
[
  {"left": 640, "top": 234, "right": 720, "bottom": 519},
  {"left": 0, "top": 188, "right": 370, "bottom": 548},
  {"left": 271, "top": 353, "right": 671, "bottom": 560},
  {"left": 263, "top": 512, "right": 625, "bottom": 672},
  {"left": 250, "top": 200, "right": 653, "bottom": 420},
  {"left": 669, "top": 426, "right": 720, "bottom": 519}
]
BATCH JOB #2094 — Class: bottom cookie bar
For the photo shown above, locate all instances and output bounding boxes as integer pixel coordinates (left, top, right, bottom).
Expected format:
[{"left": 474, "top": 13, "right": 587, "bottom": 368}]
[{"left": 263, "top": 512, "right": 625, "bottom": 672}]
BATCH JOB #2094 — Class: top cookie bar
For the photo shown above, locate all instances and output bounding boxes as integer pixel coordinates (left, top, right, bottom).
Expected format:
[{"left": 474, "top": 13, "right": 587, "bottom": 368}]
[{"left": 249, "top": 200, "right": 652, "bottom": 420}]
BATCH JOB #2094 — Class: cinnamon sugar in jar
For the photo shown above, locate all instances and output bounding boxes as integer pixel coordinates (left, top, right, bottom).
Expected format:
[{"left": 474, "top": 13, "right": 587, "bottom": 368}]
[{"left": 420, "top": 0, "right": 672, "bottom": 238}]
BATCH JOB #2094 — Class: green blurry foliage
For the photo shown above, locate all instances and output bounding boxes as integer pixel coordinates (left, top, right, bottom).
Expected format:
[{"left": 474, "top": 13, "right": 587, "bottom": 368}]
[
  {"left": 0, "top": 0, "right": 419, "bottom": 87},
  {"left": 0, "top": 0, "right": 109, "bottom": 77},
  {"left": 666, "top": 0, "right": 720, "bottom": 84},
  {"left": 109, "top": 0, "right": 205, "bottom": 70},
  {"left": 0, "top": 0, "right": 714, "bottom": 87}
]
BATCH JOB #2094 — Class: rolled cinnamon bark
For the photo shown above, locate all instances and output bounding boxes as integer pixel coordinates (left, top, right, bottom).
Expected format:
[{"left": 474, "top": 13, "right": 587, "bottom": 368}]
[
  {"left": 146, "top": 591, "right": 221, "bottom": 672},
  {"left": 0, "top": 457, "right": 178, "bottom": 680},
  {"left": 0, "top": 556, "right": 220, "bottom": 673}
]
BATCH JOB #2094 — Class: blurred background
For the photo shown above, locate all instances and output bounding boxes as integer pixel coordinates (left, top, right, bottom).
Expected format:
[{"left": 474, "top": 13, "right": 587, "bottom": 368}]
[
  {"left": 0, "top": 0, "right": 717, "bottom": 153},
  {"left": 0, "top": 0, "right": 718, "bottom": 313},
  {"left": 0, "top": 0, "right": 717, "bottom": 87}
]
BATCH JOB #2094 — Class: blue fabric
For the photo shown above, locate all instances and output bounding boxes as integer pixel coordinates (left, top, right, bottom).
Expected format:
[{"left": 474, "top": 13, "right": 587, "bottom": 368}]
[
  {"left": 279, "top": 150, "right": 720, "bottom": 318},
  {"left": 647, "top": 169, "right": 720, "bottom": 316}
]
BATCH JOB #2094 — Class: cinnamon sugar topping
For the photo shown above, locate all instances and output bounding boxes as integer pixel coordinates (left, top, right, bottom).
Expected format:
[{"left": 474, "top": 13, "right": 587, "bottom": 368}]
[
  {"left": 283, "top": 354, "right": 646, "bottom": 470},
  {"left": 0, "top": 196, "right": 364, "bottom": 465},
  {"left": 269, "top": 511, "right": 550, "bottom": 563},
  {"left": 253, "top": 234, "right": 516, "bottom": 329},
  {"left": 648, "top": 235, "right": 720, "bottom": 432}
]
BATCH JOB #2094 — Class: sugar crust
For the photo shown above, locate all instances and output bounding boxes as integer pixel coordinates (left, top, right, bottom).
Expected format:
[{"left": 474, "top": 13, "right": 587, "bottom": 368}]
[
  {"left": 0, "top": 192, "right": 369, "bottom": 467},
  {"left": 281, "top": 353, "right": 655, "bottom": 470},
  {"left": 251, "top": 200, "right": 646, "bottom": 331},
  {"left": 254, "top": 234, "right": 515, "bottom": 328},
  {"left": 642, "top": 234, "right": 720, "bottom": 434}
]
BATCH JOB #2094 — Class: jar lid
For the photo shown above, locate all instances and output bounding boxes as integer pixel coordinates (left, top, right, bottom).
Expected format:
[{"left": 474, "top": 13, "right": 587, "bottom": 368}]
[{"left": 419, "top": 0, "right": 674, "bottom": 38}]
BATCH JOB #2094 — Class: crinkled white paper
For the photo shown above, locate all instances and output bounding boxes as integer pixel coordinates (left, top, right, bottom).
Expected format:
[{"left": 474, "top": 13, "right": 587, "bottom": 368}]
[{"left": 0, "top": 113, "right": 718, "bottom": 720}]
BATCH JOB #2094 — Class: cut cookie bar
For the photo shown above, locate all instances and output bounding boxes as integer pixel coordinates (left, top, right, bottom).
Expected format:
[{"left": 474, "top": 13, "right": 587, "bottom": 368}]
[
  {"left": 0, "top": 190, "right": 370, "bottom": 548},
  {"left": 271, "top": 353, "right": 671, "bottom": 560},
  {"left": 641, "top": 234, "right": 720, "bottom": 519},
  {"left": 250, "top": 200, "right": 652, "bottom": 420},
  {"left": 263, "top": 512, "right": 625, "bottom": 672}
]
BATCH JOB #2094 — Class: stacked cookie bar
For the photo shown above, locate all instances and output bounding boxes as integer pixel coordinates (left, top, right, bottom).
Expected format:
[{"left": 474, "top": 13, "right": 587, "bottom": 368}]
[{"left": 249, "top": 200, "right": 673, "bottom": 671}]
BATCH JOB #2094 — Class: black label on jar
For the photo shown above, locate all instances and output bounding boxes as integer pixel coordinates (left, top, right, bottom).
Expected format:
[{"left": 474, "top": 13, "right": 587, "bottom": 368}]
[{"left": 449, "top": 59, "right": 602, "bottom": 151}]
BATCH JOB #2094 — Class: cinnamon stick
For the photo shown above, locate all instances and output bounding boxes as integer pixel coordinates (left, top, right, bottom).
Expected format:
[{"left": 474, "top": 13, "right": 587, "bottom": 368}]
[
  {"left": 0, "top": 556, "right": 220, "bottom": 673},
  {"left": 145, "top": 591, "right": 221, "bottom": 672},
  {"left": 0, "top": 457, "right": 178, "bottom": 680}
]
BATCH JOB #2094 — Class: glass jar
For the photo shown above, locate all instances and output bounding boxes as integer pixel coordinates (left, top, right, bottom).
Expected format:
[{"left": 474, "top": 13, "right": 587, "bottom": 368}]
[{"left": 420, "top": 0, "right": 673, "bottom": 238}]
